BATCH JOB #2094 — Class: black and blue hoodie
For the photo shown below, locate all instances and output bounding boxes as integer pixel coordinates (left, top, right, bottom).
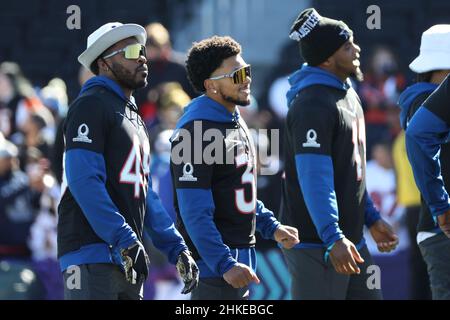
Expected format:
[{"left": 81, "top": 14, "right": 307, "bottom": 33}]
[
  {"left": 405, "top": 76, "right": 450, "bottom": 222},
  {"left": 170, "top": 95, "right": 280, "bottom": 278},
  {"left": 58, "top": 76, "right": 187, "bottom": 271},
  {"left": 280, "top": 64, "right": 380, "bottom": 253}
]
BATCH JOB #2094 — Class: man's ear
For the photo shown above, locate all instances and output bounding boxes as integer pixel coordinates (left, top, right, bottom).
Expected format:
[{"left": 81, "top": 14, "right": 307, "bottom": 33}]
[
  {"left": 204, "top": 79, "right": 217, "bottom": 94},
  {"left": 320, "top": 56, "right": 334, "bottom": 69},
  {"left": 97, "top": 58, "right": 109, "bottom": 72}
]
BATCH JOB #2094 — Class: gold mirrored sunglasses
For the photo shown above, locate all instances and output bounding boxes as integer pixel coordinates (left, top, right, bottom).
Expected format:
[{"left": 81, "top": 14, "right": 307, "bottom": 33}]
[
  {"left": 102, "top": 43, "right": 146, "bottom": 60},
  {"left": 209, "top": 65, "right": 251, "bottom": 84}
]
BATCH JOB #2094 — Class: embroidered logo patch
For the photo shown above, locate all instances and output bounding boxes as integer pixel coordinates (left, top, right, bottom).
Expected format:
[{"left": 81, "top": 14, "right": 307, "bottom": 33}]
[
  {"left": 302, "top": 129, "right": 321, "bottom": 148},
  {"left": 72, "top": 124, "right": 92, "bottom": 143},
  {"left": 179, "top": 163, "right": 198, "bottom": 182}
]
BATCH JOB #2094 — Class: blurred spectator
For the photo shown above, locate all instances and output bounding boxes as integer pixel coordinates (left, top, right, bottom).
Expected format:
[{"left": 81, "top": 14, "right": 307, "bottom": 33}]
[
  {"left": 259, "top": 41, "right": 301, "bottom": 121},
  {"left": 254, "top": 130, "right": 282, "bottom": 209},
  {"left": 147, "top": 82, "right": 190, "bottom": 148},
  {"left": 0, "top": 137, "right": 38, "bottom": 260},
  {"left": 78, "top": 66, "right": 94, "bottom": 88},
  {"left": 39, "top": 78, "right": 69, "bottom": 123},
  {"left": 11, "top": 111, "right": 54, "bottom": 174},
  {"left": 151, "top": 129, "right": 177, "bottom": 222},
  {"left": 27, "top": 154, "right": 62, "bottom": 300},
  {"left": 253, "top": 128, "right": 284, "bottom": 252},
  {"left": 364, "top": 142, "right": 410, "bottom": 299},
  {"left": 51, "top": 67, "right": 93, "bottom": 184},
  {"left": 239, "top": 94, "right": 274, "bottom": 131},
  {"left": 155, "top": 82, "right": 190, "bottom": 129},
  {"left": 0, "top": 62, "right": 46, "bottom": 139},
  {"left": 134, "top": 22, "right": 196, "bottom": 127},
  {"left": 259, "top": 42, "right": 301, "bottom": 157},
  {"left": 0, "top": 72, "right": 15, "bottom": 137},
  {"left": 366, "top": 143, "right": 405, "bottom": 232},
  {"left": 268, "top": 76, "right": 291, "bottom": 120},
  {"left": 143, "top": 129, "right": 185, "bottom": 300},
  {"left": 393, "top": 131, "right": 431, "bottom": 299},
  {"left": 38, "top": 78, "right": 69, "bottom": 185},
  {"left": 359, "top": 47, "right": 406, "bottom": 157}
]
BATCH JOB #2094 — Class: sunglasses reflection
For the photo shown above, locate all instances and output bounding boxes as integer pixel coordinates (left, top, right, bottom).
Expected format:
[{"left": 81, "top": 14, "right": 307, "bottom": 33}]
[{"left": 233, "top": 65, "right": 251, "bottom": 84}]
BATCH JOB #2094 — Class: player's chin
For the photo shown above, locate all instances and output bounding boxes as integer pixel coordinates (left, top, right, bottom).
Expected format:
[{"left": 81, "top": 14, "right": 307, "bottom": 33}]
[
  {"left": 236, "top": 93, "right": 251, "bottom": 106},
  {"left": 236, "top": 98, "right": 251, "bottom": 107},
  {"left": 134, "top": 71, "right": 148, "bottom": 87},
  {"left": 135, "top": 78, "right": 148, "bottom": 89},
  {"left": 350, "top": 66, "right": 364, "bottom": 82}
]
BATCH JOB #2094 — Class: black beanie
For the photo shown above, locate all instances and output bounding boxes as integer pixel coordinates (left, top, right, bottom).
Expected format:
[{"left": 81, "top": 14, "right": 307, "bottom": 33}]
[{"left": 289, "top": 8, "right": 353, "bottom": 66}]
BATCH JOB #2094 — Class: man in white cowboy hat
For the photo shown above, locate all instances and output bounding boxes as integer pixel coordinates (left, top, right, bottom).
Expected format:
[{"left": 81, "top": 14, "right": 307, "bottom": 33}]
[
  {"left": 400, "top": 24, "right": 450, "bottom": 299},
  {"left": 58, "top": 22, "right": 198, "bottom": 300}
]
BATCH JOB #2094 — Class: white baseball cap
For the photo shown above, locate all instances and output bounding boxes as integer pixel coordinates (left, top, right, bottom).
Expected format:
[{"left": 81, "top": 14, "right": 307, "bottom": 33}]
[
  {"left": 78, "top": 22, "right": 146, "bottom": 72},
  {"left": 409, "top": 24, "right": 450, "bottom": 73}
]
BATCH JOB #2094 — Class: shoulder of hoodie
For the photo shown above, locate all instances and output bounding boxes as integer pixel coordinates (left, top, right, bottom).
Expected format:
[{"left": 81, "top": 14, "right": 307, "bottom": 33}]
[
  {"left": 409, "top": 91, "right": 433, "bottom": 118},
  {"left": 287, "top": 84, "right": 344, "bottom": 119},
  {"left": 67, "top": 87, "right": 119, "bottom": 120},
  {"left": 177, "top": 118, "right": 232, "bottom": 134}
]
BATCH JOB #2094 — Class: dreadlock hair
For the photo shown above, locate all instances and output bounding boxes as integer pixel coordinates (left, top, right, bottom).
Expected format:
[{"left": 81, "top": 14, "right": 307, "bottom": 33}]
[{"left": 186, "top": 36, "right": 241, "bottom": 93}]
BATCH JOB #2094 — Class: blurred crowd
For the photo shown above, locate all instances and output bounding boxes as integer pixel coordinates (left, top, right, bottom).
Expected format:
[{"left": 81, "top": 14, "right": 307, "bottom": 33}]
[{"left": 0, "top": 22, "right": 427, "bottom": 299}]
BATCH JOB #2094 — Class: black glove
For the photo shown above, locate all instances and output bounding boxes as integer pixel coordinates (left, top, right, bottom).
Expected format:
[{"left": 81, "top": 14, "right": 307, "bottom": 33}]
[
  {"left": 120, "top": 240, "right": 150, "bottom": 284},
  {"left": 176, "top": 250, "right": 199, "bottom": 294}
]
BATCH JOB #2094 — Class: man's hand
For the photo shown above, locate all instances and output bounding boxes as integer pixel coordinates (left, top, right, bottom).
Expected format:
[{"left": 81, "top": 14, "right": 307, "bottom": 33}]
[
  {"left": 223, "top": 263, "right": 260, "bottom": 288},
  {"left": 120, "top": 240, "right": 150, "bottom": 284},
  {"left": 274, "top": 225, "right": 300, "bottom": 249},
  {"left": 369, "top": 219, "right": 399, "bottom": 252},
  {"left": 329, "top": 238, "right": 364, "bottom": 275},
  {"left": 176, "top": 251, "right": 199, "bottom": 294},
  {"left": 437, "top": 209, "right": 450, "bottom": 238}
]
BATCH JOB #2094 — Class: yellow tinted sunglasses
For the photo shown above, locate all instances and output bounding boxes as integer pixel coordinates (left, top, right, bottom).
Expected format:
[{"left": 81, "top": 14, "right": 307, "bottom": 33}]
[
  {"left": 102, "top": 43, "right": 146, "bottom": 60},
  {"left": 209, "top": 65, "right": 251, "bottom": 84}
]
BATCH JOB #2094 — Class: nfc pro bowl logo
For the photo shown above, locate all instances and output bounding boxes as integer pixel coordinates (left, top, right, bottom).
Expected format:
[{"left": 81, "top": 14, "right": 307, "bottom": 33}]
[
  {"left": 302, "top": 129, "right": 320, "bottom": 148},
  {"left": 73, "top": 123, "right": 92, "bottom": 143},
  {"left": 179, "top": 163, "right": 197, "bottom": 182}
]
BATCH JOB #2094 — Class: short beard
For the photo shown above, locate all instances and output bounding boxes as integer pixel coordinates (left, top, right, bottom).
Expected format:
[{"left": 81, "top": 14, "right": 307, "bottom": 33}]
[
  {"left": 350, "top": 67, "right": 364, "bottom": 82},
  {"left": 110, "top": 62, "right": 147, "bottom": 90},
  {"left": 220, "top": 92, "right": 250, "bottom": 107}
]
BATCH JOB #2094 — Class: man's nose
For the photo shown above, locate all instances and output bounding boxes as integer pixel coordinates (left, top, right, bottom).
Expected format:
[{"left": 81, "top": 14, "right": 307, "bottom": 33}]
[{"left": 137, "top": 54, "right": 147, "bottom": 64}]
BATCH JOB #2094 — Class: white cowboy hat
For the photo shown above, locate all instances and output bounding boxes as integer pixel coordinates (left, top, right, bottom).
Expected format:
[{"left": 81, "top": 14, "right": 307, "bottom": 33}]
[
  {"left": 409, "top": 24, "right": 450, "bottom": 73},
  {"left": 78, "top": 22, "right": 146, "bottom": 72}
]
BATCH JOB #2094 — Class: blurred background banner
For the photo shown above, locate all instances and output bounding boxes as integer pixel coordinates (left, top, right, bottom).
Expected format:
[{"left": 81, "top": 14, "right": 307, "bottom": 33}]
[{"left": 1, "top": 0, "right": 448, "bottom": 299}]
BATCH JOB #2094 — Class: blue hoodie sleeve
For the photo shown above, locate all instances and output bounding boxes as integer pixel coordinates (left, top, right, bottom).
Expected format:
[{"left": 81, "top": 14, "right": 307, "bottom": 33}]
[
  {"left": 65, "top": 149, "right": 137, "bottom": 249},
  {"left": 255, "top": 200, "right": 280, "bottom": 239},
  {"left": 144, "top": 177, "right": 187, "bottom": 265},
  {"left": 296, "top": 154, "right": 344, "bottom": 247},
  {"left": 364, "top": 190, "right": 381, "bottom": 228},
  {"left": 406, "top": 106, "right": 450, "bottom": 217},
  {"left": 176, "top": 188, "right": 236, "bottom": 275}
]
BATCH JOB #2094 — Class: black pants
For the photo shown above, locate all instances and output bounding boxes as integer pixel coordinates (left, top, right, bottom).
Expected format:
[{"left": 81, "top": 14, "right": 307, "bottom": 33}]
[
  {"left": 282, "top": 245, "right": 382, "bottom": 300},
  {"left": 190, "top": 277, "right": 249, "bottom": 300},
  {"left": 63, "top": 263, "right": 144, "bottom": 300}
]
